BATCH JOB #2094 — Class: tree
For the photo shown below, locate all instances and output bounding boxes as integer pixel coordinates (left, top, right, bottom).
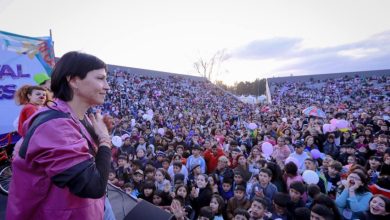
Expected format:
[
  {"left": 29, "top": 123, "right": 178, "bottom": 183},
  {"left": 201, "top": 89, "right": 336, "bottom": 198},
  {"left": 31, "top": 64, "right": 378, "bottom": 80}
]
[{"left": 193, "top": 49, "right": 229, "bottom": 82}]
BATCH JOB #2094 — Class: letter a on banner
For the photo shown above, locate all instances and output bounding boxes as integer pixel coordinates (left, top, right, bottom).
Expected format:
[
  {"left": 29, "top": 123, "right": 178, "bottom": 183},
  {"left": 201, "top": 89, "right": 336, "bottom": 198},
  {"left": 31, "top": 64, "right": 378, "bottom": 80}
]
[{"left": 0, "top": 30, "right": 55, "bottom": 135}]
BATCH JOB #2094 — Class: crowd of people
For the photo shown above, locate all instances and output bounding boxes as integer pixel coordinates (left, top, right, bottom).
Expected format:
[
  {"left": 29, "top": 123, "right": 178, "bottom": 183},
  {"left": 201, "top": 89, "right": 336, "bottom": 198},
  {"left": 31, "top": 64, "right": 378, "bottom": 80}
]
[
  {"left": 98, "top": 71, "right": 389, "bottom": 220},
  {"left": 8, "top": 53, "right": 390, "bottom": 220}
]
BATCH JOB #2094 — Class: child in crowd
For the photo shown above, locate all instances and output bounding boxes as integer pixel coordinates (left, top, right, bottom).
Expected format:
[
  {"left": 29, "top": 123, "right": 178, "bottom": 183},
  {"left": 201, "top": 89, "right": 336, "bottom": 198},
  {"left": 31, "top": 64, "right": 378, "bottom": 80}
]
[
  {"left": 227, "top": 185, "right": 251, "bottom": 220},
  {"left": 325, "top": 161, "right": 342, "bottom": 199},
  {"left": 138, "top": 181, "right": 155, "bottom": 203},
  {"left": 220, "top": 177, "right": 234, "bottom": 202},
  {"left": 154, "top": 168, "right": 172, "bottom": 192},
  {"left": 288, "top": 181, "right": 306, "bottom": 212},
  {"left": 270, "top": 192, "right": 292, "bottom": 220},
  {"left": 233, "top": 208, "right": 250, "bottom": 220},
  {"left": 209, "top": 194, "right": 225, "bottom": 220},
  {"left": 250, "top": 168, "right": 277, "bottom": 210}
]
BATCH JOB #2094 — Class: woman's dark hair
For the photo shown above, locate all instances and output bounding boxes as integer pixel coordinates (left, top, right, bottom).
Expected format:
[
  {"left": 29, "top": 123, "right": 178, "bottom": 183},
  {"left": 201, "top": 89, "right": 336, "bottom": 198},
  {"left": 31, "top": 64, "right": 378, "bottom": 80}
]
[
  {"left": 307, "top": 184, "right": 321, "bottom": 198},
  {"left": 208, "top": 173, "right": 220, "bottom": 185},
  {"left": 143, "top": 180, "right": 156, "bottom": 190},
  {"left": 294, "top": 207, "right": 311, "bottom": 220},
  {"left": 175, "top": 185, "right": 188, "bottom": 199},
  {"left": 350, "top": 169, "right": 370, "bottom": 194},
  {"left": 369, "top": 194, "right": 390, "bottom": 213},
  {"left": 266, "top": 161, "right": 283, "bottom": 182},
  {"left": 211, "top": 194, "right": 225, "bottom": 215},
  {"left": 199, "top": 206, "right": 214, "bottom": 220},
  {"left": 284, "top": 162, "right": 298, "bottom": 176},
  {"left": 311, "top": 204, "right": 334, "bottom": 220},
  {"left": 311, "top": 193, "right": 341, "bottom": 220},
  {"left": 50, "top": 51, "right": 107, "bottom": 101}
]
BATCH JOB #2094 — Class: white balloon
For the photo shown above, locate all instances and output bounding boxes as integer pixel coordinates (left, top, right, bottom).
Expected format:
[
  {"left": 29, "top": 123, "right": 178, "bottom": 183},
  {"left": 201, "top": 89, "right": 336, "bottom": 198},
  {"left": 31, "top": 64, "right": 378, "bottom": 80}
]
[
  {"left": 157, "top": 128, "right": 165, "bottom": 136},
  {"left": 111, "top": 136, "right": 123, "bottom": 148},
  {"left": 302, "top": 170, "right": 319, "bottom": 184}
]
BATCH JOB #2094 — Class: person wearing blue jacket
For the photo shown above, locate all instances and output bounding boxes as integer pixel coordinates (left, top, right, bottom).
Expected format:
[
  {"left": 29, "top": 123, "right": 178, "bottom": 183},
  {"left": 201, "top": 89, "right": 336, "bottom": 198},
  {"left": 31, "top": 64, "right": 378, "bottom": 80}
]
[{"left": 336, "top": 170, "right": 373, "bottom": 220}]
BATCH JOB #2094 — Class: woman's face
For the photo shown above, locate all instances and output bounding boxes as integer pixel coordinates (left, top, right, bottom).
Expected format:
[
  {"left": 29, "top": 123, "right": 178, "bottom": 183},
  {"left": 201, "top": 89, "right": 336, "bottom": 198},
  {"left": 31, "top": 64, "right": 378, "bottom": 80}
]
[
  {"left": 177, "top": 187, "right": 187, "bottom": 198},
  {"left": 144, "top": 188, "right": 153, "bottom": 196},
  {"left": 238, "top": 156, "right": 247, "bottom": 165},
  {"left": 70, "top": 68, "right": 109, "bottom": 106},
  {"left": 155, "top": 171, "right": 164, "bottom": 182},
  {"left": 347, "top": 173, "right": 362, "bottom": 188},
  {"left": 153, "top": 195, "right": 162, "bottom": 205},
  {"left": 369, "top": 158, "right": 381, "bottom": 169},
  {"left": 137, "top": 150, "right": 145, "bottom": 158},
  {"left": 208, "top": 177, "right": 215, "bottom": 185},
  {"left": 307, "top": 137, "right": 314, "bottom": 145},
  {"left": 370, "top": 196, "right": 388, "bottom": 215},
  {"left": 209, "top": 197, "right": 219, "bottom": 213},
  {"left": 28, "top": 89, "right": 46, "bottom": 105},
  {"left": 196, "top": 175, "right": 207, "bottom": 188}
]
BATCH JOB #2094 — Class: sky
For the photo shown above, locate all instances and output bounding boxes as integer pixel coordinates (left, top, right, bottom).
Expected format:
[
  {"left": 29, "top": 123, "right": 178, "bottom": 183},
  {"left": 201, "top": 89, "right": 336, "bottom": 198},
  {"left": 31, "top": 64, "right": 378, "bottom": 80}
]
[{"left": 1, "top": 0, "right": 390, "bottom": 85}]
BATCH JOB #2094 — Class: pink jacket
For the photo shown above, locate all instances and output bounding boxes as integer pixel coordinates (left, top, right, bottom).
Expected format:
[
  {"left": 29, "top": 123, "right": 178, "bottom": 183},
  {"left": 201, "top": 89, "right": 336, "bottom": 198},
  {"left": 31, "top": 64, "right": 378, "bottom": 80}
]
[{"left": 7, "top": 100, "right": 104, "bottom": 220}]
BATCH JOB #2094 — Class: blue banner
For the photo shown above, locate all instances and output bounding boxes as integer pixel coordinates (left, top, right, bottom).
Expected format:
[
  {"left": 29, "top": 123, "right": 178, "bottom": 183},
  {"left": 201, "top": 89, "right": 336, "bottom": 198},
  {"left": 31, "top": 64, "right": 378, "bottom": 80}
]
[{"left": 0, "top": 30, "right": 54, "bottom": 135}]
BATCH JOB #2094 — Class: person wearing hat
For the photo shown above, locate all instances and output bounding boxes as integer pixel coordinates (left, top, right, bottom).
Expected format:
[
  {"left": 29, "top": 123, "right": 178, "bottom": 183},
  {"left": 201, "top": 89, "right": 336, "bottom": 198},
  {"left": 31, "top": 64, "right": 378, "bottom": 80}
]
[
  {"left": 204, "top": 144, "right": 225, "bottom": 174},
  {"left": 187, "top": 163, "right": 202, "bottom": 188},
  {"left": 33, "top": 72, "right": 51, "bottom": 91},
  {"left": 186, "top": 145, "right": 206, "bottom": 174},
  {"left": 214, "top": 156, "right": 234, "bottom": 185},
  {"left": 289, "top": 140, "right": 309, "bottom": 174},
  {"left": 226, "top": 184, "right": 251, "bottom": 220}
]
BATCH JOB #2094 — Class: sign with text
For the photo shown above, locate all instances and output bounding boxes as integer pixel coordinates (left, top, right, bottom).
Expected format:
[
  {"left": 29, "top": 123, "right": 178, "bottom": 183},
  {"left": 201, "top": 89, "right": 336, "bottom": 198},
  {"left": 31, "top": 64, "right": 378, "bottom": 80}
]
[{"left": 0, "top": 30, "right": 54, "bottom": 134}]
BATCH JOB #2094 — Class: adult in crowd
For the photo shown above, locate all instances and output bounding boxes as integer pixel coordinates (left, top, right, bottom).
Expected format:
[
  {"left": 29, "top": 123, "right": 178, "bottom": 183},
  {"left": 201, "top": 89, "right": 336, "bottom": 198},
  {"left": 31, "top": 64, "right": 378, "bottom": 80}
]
[{"left": 7, "top": 51, "right": 112, "bottom": 220}]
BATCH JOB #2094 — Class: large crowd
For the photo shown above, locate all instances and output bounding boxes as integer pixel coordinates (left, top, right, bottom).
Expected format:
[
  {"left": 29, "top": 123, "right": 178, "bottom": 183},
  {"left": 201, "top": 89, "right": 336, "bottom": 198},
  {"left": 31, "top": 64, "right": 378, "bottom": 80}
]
[
  {"left": 11, "top": 67, "right": 390, "bottom": 220},
  {"left": 89, "top": 71, "right": 389, "bottom": 220}
]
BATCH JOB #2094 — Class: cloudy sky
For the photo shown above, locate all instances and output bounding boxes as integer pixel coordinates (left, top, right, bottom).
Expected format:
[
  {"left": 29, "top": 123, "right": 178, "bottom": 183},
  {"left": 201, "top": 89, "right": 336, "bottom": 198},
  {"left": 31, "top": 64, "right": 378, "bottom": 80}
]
[{"left": 1, "top": 0, "right": 390, "bottom": 85}]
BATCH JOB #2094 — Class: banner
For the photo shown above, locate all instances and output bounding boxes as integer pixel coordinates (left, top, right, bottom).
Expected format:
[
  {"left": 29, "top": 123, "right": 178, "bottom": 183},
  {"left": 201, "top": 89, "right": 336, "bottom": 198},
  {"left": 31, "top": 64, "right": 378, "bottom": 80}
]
[{"left": 0, "top": 30, "right": 54, "bottom": 135}]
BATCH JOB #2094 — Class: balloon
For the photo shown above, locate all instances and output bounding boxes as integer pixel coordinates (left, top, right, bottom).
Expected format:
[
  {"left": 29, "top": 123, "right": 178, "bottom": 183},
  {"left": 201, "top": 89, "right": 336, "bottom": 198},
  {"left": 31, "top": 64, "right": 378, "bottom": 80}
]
[
  {"left": 157, "top": 128, "right": 165, "bottom": 136},
  {"left": 111, "top": 136, "right": 123, "bottom": 148},
  {"left": 248, "top": 122, "right": 258, "bottom": 130},
  {"left": 302, "top": 170, "right": 319, "bottom": 184},
  {"left": 147, "top": 109, "right": 154, "bottom": 116},
  {"left": 336, "top": 119, "right": 348, "bottom": 129},
  {"left": 339, "top": 128, "right": 349, "bottom": 132},
  {"left": 322, "top": 124, "right": 331, "bottom": 133},
  {"left": 310, "top": 149, "right": 321, "bottom": 159},
  {"left": 146, "top": 114, "right": 153, "bottom": 121},
  {"left": 330, "top": 119, "right": 338, "bottom": 126},
  {"left": 329, "top": 124, "right": 337, "bottom": 132},
  {"left": 285, "top": 157, "right": 299, "bottom": 168},
  {"left": 261, "top": 142, "right": 273, "bottom": 156},
  {"left": 121, "top": 134, "right": 130, "bottom": 141}
]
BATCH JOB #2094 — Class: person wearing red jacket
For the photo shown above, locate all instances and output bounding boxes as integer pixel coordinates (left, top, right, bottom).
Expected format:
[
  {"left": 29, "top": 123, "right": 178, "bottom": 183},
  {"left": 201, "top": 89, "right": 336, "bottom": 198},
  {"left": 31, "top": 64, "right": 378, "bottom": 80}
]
[{"left": 204, "top": 144, "right": 224, "bottom": 174}]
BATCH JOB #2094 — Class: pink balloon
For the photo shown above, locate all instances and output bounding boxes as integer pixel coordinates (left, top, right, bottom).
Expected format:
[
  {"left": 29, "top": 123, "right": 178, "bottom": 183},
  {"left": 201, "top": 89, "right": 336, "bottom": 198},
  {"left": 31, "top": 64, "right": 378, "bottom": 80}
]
[
  {"left": 330, "top": 119, "right": 338, "bottom": 126},
  {"left": 336, "top": 119, "right": 348, "bottom": 129},
  {"left": 329, "top": 124, "right": 337, "bottom": 132},
  {"left": 261, "top": 142, "right": 273, "bottom": 156},
  {"left": 285, "top": 157, "right": 299, "bottom": 168},
  {"left": 322, "top": 124, "right": 331, "bottom": 133},
  {"left": 310, "top": 149, "right": 321, "bottom": 159}
]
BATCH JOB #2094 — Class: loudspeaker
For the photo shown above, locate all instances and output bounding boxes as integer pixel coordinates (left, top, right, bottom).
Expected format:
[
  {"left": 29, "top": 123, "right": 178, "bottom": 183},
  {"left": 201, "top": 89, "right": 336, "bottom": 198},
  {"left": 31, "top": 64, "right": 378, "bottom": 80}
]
[{"left": 124, "top": 199, "right": 173, "bottom": 220}]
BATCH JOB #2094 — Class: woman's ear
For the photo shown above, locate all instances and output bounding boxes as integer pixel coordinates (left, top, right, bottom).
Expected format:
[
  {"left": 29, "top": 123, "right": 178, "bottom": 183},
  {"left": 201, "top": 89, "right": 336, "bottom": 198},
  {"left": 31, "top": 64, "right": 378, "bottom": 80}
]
[{"left": 67, "top": 76, "right": 79, "bottom": 90}]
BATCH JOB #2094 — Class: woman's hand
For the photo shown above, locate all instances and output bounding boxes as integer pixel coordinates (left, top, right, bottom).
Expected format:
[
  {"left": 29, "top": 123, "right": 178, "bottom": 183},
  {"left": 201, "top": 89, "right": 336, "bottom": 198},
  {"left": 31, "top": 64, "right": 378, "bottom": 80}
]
[{"left": 89, "top": 109, "right": 111, "bottom": 147}]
